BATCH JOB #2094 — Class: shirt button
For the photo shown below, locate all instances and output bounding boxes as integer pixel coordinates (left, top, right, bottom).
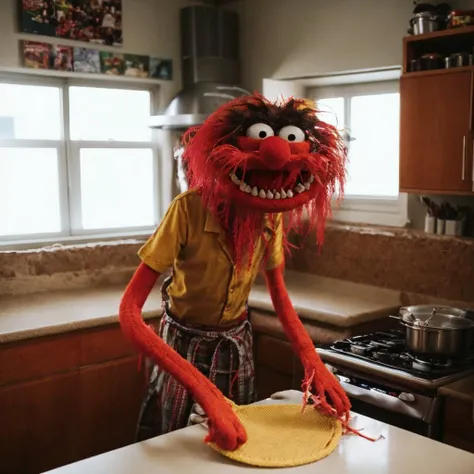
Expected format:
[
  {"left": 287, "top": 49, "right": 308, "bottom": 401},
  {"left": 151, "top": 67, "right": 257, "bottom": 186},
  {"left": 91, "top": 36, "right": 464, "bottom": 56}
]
[{"left": 230, "top": 288, "right": 234, "bottom": 293}]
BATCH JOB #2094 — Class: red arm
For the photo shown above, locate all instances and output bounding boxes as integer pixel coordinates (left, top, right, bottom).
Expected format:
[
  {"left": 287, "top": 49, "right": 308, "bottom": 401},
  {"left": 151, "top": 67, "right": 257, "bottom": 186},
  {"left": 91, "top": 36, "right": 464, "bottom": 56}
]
[
  {"left": 119, "top": 263, "right": 246, "bottom": 450},
  {"left": 264, "top": 263, "right": 351, "bottom": 421}
]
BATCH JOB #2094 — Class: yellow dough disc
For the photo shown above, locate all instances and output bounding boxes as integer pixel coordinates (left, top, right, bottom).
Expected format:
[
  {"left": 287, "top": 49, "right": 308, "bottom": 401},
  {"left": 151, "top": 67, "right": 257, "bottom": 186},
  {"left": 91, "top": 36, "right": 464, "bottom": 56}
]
[{"left": 207, "top": 403, "right": 342, "bottom": 468}]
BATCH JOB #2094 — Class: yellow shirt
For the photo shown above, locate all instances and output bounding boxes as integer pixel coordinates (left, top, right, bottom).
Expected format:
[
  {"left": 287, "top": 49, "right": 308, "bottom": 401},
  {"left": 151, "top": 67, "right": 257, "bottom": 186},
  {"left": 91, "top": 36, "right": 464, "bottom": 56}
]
[{"left": 138, "top": 189, "right": 284, "bottom": 326}]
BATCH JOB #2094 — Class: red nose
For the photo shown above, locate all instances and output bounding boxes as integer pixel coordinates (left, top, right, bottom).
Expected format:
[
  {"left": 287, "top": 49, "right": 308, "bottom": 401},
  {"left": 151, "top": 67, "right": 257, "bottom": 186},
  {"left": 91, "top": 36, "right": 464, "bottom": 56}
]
[{"left": 259, "top": 136, "right": 291, "bottom": 169}]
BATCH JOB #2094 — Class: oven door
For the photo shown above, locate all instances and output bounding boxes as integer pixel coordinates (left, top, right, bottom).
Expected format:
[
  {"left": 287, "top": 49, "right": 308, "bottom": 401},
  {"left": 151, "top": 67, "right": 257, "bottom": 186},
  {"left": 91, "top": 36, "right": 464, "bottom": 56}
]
[{"left": 330, "top": 368, "right": 442, "bottom": 439}]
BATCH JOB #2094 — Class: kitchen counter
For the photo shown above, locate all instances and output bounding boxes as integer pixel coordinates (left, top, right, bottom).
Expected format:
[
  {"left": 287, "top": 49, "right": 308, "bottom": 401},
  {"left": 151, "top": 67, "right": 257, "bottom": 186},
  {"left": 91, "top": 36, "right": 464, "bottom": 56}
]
[
  {"left": 0, "top": 270, "right": 400, "bottom": 343},
  {"left": 439, "top": 374, "right": 474, "bottom": 402},
  {"left": 250, "top": 270, "right": 401, "bottom": 328},
  {"left": 45, "top": 391, "right": 474, "bottom": 474}
]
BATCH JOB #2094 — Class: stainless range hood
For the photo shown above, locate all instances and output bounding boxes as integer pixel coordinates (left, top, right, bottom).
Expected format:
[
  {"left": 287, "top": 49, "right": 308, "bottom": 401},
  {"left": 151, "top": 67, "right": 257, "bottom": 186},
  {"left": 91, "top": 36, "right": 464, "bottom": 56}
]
[{"left": 150, "top": 5, "right": 249, "bottom": 131}]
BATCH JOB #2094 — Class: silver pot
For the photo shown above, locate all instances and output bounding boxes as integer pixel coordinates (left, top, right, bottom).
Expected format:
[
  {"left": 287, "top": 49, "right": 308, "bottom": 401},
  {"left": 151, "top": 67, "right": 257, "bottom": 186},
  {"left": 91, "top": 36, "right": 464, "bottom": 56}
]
[
  {"left": 392, "top": 306, "right": 474, "bottom": 357},
  {"left": 410, "top": 12, "right": 443, "bottom": 35}
]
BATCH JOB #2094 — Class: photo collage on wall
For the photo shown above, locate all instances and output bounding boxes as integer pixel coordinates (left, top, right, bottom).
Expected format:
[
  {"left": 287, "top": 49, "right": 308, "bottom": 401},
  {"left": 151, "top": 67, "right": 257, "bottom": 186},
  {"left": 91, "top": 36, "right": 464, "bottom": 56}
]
[
  {"left": 20, "top": 0, "right": 123, "bottom": 46},
  {"left": 21, "top": 41, "right": 173, "bottom": 80},
  {"left": 19, "top": 1, "right": 172, "bottom": 80}
]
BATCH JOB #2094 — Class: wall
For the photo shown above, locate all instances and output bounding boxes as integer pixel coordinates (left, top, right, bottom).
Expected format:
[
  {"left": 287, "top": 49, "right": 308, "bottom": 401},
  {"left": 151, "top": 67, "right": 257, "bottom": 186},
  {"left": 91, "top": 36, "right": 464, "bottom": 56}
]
[
  {"left": 233, "top": 0, "right": 473, "bottom": 93},
  {"left": 0, "top": 0, "right": 204, "bottom": 107}
]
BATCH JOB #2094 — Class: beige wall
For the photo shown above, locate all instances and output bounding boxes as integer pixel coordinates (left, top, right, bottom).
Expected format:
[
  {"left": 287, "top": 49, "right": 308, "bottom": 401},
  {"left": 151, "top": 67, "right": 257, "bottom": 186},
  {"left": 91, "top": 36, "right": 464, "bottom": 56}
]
[
  {"left": 234, "top": 0, "right": 473, "bottom": 93},
  {"left": 0, "top": 0, "right": 206, "bottom": 107}
]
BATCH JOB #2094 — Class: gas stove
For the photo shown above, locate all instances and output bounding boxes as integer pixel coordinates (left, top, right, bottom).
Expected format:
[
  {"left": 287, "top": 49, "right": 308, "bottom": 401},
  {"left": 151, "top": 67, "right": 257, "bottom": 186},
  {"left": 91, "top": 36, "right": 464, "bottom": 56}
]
[
  {"left": 316, "top": 329, "right": 474, "bottom": 439},
  {"left": 318, "top": 329, "right": 474, "bottom": 388}
]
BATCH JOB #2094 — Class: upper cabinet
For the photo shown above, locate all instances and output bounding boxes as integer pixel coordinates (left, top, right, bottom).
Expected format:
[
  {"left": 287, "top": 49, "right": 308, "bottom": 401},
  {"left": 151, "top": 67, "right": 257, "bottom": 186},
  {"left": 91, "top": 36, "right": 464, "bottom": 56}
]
[{"left": 399, "top": 27, "right": 474, "bottom": 195}]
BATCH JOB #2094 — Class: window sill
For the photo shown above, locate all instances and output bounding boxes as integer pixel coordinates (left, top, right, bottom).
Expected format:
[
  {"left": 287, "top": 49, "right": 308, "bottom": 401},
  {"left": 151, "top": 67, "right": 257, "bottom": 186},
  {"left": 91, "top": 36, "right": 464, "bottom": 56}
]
[
  {"left": 331, "top": 194, "right": 409, "bottom": 228},
  {"left": 0, "top": 230, "right": 152, "bottom": 251}
]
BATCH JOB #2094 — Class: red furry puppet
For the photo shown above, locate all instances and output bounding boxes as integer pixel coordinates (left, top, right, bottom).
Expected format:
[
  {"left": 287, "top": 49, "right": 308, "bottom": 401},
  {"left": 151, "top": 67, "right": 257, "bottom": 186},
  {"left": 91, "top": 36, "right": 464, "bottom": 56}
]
[{"left": 119, "top": 93, "right": 351, "bottom": 451}]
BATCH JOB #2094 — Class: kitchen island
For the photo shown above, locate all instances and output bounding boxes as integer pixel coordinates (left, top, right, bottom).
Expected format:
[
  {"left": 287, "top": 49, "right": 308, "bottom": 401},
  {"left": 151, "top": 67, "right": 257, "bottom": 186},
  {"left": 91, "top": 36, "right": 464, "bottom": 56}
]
[{"left": 45, "top": 391, "right": 474, "bottom": 474}]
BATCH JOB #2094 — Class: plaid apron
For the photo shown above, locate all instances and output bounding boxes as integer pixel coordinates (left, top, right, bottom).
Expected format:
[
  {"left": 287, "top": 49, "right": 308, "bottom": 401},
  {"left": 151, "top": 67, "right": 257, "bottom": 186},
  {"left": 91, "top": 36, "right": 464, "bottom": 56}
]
[{"left": 135, "top": 294, "right": 256, "bottom": 442}]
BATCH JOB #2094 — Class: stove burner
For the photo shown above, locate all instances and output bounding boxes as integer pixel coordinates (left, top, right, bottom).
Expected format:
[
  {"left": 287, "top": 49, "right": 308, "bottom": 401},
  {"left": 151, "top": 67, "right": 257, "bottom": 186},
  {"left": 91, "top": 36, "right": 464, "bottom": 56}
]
[
  {"left": 328, "top": 329, "right": 474, "bottom": 380},
  {"left": 410, "top": 356, "right": 453, "bottom": 373}
]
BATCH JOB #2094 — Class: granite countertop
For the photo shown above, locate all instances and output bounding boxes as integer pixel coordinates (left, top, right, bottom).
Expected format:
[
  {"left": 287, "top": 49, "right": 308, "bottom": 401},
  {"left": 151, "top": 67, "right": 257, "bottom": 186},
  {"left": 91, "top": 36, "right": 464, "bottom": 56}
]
[
  {"left": 45, "top": 391, "right": 474, "bottom": 474},
  {"left": 439, "top": 374, "right": 474, "bottom": 402},
  {"left": 250, "top": 271, "right": 401, "bottom": 328},
  {"left": 0, "top": 271, "right": 401, "bottom": 344}
]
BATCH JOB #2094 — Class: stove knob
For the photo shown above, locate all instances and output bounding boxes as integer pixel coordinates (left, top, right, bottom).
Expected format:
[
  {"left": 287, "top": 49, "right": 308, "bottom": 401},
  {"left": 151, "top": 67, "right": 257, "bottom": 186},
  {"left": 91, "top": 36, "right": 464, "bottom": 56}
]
[{"left": 398, "top": 392, "right": 416, "bottom": 402}]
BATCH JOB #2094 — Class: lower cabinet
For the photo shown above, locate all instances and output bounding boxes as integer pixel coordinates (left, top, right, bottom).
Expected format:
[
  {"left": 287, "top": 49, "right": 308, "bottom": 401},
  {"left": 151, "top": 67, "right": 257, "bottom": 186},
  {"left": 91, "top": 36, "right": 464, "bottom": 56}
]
[
  {"left": 0, "top": 372, "right": 81, "bottom": 474},
  {"left": 0, "top": 323, "right": 154, "bottom": 474},
  {"left": 442, "top": 397, "right": 474, "bottom": 454},
  {"left": 253, "top": 332, "right": 302, "bottom": 400},
  {"left": 78, "top": 357, "right": 145, "bottom": 460}
]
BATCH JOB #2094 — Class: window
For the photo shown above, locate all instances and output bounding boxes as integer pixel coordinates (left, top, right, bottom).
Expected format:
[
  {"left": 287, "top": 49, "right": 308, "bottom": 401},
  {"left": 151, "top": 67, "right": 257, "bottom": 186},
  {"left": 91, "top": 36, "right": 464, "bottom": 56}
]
[
  {"left": 313, "top": 80, "right": 408, "bottom": 227},
  {"left": 0, "top": 76, "right": 160, "bottom": 245}
]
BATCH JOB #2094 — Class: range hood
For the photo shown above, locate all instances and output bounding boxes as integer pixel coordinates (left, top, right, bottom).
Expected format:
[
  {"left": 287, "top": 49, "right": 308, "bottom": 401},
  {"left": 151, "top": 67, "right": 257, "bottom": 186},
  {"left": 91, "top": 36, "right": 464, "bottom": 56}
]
[{"left": 150, "top": 5, "right": 249, "bottom": 131}]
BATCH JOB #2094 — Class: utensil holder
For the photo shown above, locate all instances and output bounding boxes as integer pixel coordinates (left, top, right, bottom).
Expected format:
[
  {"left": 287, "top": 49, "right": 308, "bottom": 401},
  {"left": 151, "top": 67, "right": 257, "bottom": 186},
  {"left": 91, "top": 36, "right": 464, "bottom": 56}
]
[
  {"left": 436, "top": 219, "right": 445, "bottom": 235},
  {"left": 424, "top": 215, "right": 436, "bottom": 233},
  {"left": 445, "top": 219, "right": 464, "bottom": 236}
]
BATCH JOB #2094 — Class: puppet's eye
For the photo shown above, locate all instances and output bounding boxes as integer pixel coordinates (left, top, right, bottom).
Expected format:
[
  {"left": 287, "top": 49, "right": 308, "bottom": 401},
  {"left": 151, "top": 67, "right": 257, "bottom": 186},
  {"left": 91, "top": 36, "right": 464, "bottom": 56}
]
[
  {"left": 246, "top": 123, "right": 275, "bottom": 140},
  {"left": 278, "top": 125, "right": 305, "bottom": 143}
]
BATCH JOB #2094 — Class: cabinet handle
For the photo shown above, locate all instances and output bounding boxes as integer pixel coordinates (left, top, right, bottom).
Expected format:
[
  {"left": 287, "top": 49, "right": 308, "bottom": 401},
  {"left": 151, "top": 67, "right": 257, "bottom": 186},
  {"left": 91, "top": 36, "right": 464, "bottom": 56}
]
[
  {"left": 462, "top": 136, "right": 467, "bottom": 180},
  {"left": 472, "top": 138, "right": 474, "bottom": 191}
]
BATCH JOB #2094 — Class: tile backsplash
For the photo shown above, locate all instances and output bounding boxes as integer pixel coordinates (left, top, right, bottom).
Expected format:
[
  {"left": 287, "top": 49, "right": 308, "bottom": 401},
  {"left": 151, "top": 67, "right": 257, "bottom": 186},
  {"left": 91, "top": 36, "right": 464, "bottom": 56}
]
[{"left": 289, "top": 223, "right": 474, "bottom": 304}]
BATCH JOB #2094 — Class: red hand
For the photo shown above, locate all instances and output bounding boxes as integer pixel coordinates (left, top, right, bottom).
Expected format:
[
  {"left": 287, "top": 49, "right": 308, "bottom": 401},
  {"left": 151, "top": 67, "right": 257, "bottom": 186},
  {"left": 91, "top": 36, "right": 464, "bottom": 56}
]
[
  {"left": 264, "top": 264, "right": 351, "bottom": 420},
  {"left": 119, "top": 263, "right": 246, "bottom": 450}
]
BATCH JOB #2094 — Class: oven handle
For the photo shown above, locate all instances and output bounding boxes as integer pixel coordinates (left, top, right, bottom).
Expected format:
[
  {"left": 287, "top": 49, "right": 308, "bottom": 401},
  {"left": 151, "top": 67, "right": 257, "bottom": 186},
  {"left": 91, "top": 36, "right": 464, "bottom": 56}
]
[{"left": 339, "top": 380, "right": 433, "bottom": 422}]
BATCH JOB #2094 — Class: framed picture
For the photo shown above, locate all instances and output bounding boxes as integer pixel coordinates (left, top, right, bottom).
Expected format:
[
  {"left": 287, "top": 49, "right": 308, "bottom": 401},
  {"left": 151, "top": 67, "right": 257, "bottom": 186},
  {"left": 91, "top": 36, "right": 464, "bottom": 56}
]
[
  {"left": 149, "top": 58, "right": 173, "bottom": 80},
  {"left": 20, "top": 1, "right": 123, "bottom": 46},
  {"left": 22, "top": 40, "right": 51, "bottom": 69},
  {"left": 124, "top": 54, "right": 150, "bottom": 78},
  {"left": 51, "top": 45, "right": 73, "bottom": 71},
  {"left": 100, "top": 51, "right": 124, "bottom": 75},
  {"left": 73, "top": 47, "right": 101, "bottom": 73}
]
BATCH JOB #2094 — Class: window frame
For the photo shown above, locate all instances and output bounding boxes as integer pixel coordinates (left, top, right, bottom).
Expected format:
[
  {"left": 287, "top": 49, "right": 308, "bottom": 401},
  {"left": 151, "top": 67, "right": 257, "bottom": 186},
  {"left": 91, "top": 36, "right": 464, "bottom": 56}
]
[
  {"left": 310, "top": 79, "right": 408, "bottom": 228},
  {"left": 0, "top": 73, "right": 161, "bottom": 248}
]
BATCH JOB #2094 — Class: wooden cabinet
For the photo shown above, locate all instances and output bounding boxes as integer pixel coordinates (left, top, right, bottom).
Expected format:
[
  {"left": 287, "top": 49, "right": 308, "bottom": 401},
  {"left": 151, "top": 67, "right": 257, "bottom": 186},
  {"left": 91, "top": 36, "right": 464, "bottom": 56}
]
[
  {"left": 442, "top": 397, "right": 474, "bottom": 453},
  {"left": 399, "top": 26, "right": 474, "bottom": 194},
  {"left": 78, "top": 357, "right": 145, "bottom": 460},
  {"left": 0, "top": 373, "right": 81, "bottom": 474},
  {"left": 400, "top": 69, "right": 474, "bottom": 194},
  {"left": 0, "top": 322, "right": 156, "bottom": 474}
]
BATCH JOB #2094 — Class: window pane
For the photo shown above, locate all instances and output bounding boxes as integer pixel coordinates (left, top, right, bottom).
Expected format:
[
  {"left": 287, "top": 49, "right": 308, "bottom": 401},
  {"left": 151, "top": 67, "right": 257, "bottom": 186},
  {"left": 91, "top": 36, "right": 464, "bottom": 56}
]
[
  {"left": 316, "top": 97, "right": 345, "bottom": 129},
  {"left": 80, "top": 148, "right": 155, "bottom": 230},
  {"left": 69, "top": 87, "right": 152, "bottom": 142},
  {"left": 346, "top": 93, "right": 400, "bottom": 197},
  {"left": 0, "top": 84, "right": 61, "bottom": 140},
  {"left": 0, "top": 148, "right": 61, "bottom": 236}
]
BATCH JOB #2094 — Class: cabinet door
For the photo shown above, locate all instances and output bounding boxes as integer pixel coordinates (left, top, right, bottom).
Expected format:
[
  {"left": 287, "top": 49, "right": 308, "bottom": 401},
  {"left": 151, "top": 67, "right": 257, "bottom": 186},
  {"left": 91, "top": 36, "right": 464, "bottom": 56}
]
[
  {"left": 400, "top": 70, "right": 473, "bottom": 193},
  {"left": 78, "top": 356, "right": 145, "bottom": 459},
  {"left": 0, "top": 373, "right": 80, "bottom": 474}
]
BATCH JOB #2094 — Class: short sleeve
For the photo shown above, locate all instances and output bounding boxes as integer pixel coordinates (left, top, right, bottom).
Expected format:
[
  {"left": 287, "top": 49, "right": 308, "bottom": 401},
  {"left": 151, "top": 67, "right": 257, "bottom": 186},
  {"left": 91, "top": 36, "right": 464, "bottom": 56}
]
[
  {"left": 265, "top": 213, "right": 285, "bottom": 270},
  {"left": 138, "top": 196, "right": 188, "bottom": 273}
]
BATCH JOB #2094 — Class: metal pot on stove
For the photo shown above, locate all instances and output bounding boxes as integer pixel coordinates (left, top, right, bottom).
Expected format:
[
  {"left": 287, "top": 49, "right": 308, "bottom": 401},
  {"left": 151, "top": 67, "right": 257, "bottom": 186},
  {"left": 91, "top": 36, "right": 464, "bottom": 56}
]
[{"left": 391, "top": 305, "right": 474, "bottom": 357}]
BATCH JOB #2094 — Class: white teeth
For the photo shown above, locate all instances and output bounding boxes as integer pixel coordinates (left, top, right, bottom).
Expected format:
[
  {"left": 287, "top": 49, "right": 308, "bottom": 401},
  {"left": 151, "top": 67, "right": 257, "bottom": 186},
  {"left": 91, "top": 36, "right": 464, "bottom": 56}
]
[
  {"left": 274, "top": 191, "right": 281, "bottom": 199},
  {"left": 251, "top": 186, "right": 258, "bottom": 197},
  {"left": 309, "top": 175, "right": 315, "bottom": 183},
  {"left": 304, "top": 182, "right": 311, "bottom": 190},
  {"left": 287, "top": 189, "right": 294, "bottom": 198},
  {"left": 259, "top": 189, "right": 266, "bottom": 199},
  {"left": 266, "top": 190, "right": 274, "bottom": 199},
  {"left": 231, "top": 173, "right": 240, "bottom": 184},
  {"left": 239, "top": 182, "right": 246, "bottom": 191},
  {"left": 281, "top": 189, "right": 287, "bottom": 199},
  {"left": 244, "top": 185, "right": 252, "bottom": 193},
  {"left": 295, "top": 183, "right": 305, "bottom": 193}
]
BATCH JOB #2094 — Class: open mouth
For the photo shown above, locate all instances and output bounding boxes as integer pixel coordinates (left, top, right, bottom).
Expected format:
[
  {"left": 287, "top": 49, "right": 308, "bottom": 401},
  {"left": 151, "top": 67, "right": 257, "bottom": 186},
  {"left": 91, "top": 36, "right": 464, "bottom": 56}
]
[{"left": 228, "top": 168, "right": 315, "bottom": 200}]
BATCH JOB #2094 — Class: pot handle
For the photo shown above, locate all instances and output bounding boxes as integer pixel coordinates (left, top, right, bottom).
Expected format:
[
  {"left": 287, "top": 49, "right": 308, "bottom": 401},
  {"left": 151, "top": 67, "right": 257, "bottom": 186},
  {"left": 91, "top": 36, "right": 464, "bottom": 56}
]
[{"left": 389, "top": 315, "right": 401, "bottom": 320}]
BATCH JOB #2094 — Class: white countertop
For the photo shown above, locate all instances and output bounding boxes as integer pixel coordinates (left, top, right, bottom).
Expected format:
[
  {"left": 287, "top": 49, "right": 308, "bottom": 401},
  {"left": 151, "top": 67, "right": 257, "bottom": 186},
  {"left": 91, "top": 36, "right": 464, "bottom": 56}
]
[{"left": 45, "top": 392, "right": 474, "bottom": 474}]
